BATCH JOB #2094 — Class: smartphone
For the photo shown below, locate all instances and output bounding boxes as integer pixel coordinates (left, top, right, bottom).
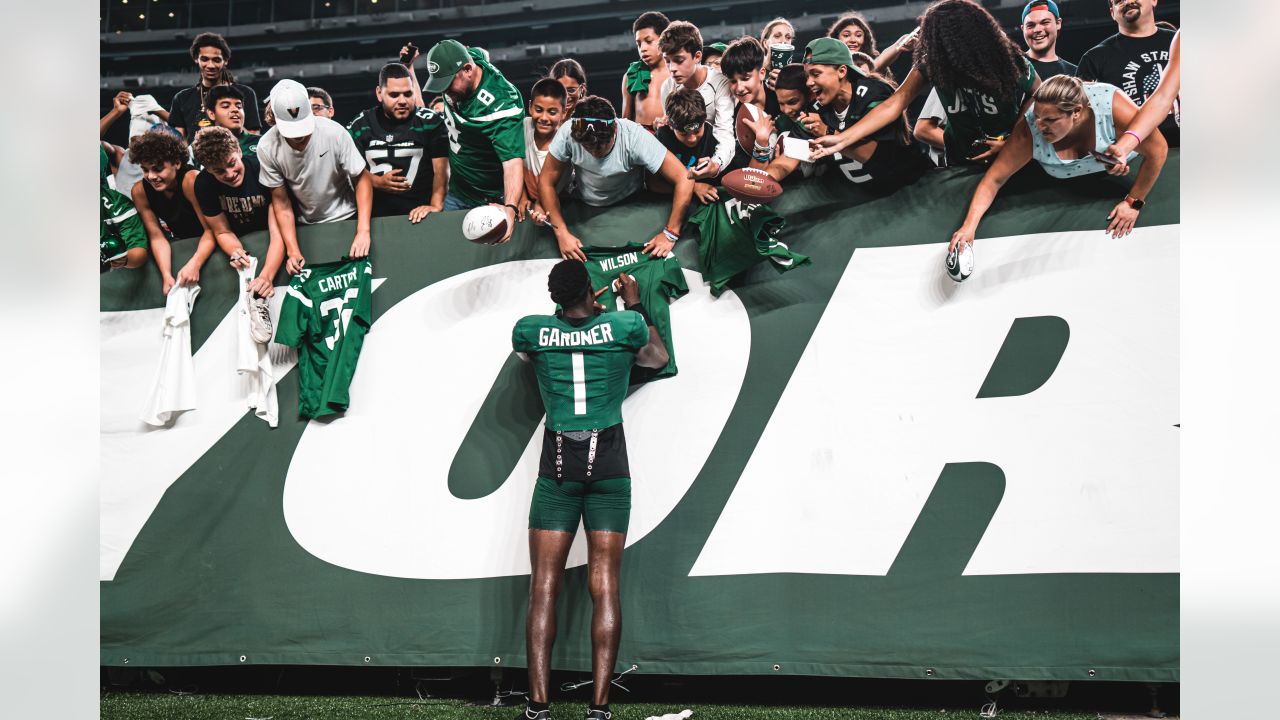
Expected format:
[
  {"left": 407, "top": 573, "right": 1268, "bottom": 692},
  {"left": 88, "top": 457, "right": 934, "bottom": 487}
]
[
  {"left": 399, "top": 42, "right": 418, "bottom": 65},
  {"left": 967, "top": 138, "right": 991, "bottom": 158},
  {"left": 1089, "top": 150, "right": 1121, "bottom": 167},
  {"left": 782, "top": 135, "right": 813, "bottom": 163},
  {"left": 692, "top": 158, "right": 711, "bottom": 173}
]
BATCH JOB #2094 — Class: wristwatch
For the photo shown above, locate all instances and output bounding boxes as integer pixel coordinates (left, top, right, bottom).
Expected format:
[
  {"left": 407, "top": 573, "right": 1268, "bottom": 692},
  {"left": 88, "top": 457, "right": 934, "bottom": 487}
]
[{"left": 1124, "top": 195, "right": 1145, "bottom": 211}]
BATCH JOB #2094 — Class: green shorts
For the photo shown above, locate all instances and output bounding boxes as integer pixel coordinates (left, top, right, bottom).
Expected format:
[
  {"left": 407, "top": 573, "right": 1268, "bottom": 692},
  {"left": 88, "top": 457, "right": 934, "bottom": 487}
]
[{"left": 529, "top": 476, "right": 631, "bottom": 534}]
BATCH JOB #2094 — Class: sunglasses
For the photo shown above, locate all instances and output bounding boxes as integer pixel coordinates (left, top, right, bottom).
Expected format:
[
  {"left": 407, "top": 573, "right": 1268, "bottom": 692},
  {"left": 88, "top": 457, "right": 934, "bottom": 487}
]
[
  {"left": 572, "top": 116, "right": 616, "bottom": 133},
  {"left": 310, "top": 103, "right": 331, "bottom": 113},
  {"left": 675, "top": 122, "right": 702, "bottom": 134}
]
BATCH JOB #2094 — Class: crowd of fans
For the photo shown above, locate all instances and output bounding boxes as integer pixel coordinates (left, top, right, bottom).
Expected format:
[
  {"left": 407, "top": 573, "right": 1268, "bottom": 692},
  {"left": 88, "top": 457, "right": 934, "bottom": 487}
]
[{"left": 100, "top": 0, "right": 1180, "bottom": 283}]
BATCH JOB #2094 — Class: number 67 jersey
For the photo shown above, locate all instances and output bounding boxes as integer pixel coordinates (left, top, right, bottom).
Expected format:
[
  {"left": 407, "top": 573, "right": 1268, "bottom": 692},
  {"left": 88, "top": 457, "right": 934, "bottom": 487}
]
[
  {"left": 512, "top": 311, "right": 649, "bottom": 432},
  {"left": 275, "top": 258, "right": 373, "bottom": 419}
]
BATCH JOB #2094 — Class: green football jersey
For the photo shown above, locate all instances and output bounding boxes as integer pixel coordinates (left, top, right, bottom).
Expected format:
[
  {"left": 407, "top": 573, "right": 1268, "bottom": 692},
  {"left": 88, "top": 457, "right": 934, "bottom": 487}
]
[
  {"left": 100, "top": 147, "right": 147, "bottom": 262},
  {"left": 688, "top": 197, "right": 808, "bottom": 297},
  {"left": 513, "top": 311, "right": 649, "bottom": 432},
  {"left": 581, "top": 243, "right": 688, "bottom": 382},
  {"left": 936, "top": 56, "right": 1036, "bottom": 164},
  {"left": 237, "top": 130, "right": 259, "bottom": 158},
  {"left": 275, "top": 258, "right": 374, "bottom": 419},
  {"left": 348, "top": 105, "right": 449, "bottom": 216},
  {"left": 441, "top": 48, "right": 526, "bottom": 206}
]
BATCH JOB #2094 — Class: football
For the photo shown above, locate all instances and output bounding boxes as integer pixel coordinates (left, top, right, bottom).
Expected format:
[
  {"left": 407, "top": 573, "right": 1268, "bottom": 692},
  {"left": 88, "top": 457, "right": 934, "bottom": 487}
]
[
  {"left": 461, "top": 205, "right": 509, "bottom": 244},
  {"left": 945, "top": 241, "right": 974, "bottom": 282},
  {"left": 721, "top": 167, "right": 783, "bottom": 203},
  {"left": 735, "top": 102, "right": 762, "bottom": 154}
]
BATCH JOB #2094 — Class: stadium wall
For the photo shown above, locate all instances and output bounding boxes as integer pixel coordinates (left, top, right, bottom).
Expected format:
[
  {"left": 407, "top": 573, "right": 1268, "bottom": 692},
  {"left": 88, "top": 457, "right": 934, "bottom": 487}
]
[{"left": 101, "top": 154, "right": 1180, "bottom": 680}]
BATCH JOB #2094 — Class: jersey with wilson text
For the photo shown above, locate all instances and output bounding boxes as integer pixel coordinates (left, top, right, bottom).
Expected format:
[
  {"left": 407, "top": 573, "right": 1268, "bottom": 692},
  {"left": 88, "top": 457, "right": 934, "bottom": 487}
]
[
  {"left": 513, "top": 311, "right": 649, "bottom": 432},
  {"left": 274, "top": 258, "right": 373, "bottom": 419},
  {"left": 582, "top": 243, "right": 688, "bottom": 381}
]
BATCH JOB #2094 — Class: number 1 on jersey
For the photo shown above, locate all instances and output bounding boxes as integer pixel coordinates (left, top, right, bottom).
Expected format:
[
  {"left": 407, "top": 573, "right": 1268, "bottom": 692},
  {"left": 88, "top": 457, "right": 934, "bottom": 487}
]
[{"left": 571, "top": 352, "right": 587, "bottom": 415}]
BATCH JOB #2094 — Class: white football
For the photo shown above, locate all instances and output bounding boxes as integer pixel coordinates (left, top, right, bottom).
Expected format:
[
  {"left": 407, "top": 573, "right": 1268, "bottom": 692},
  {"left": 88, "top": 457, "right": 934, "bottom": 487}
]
[
  {"left": 945, "top": 241, "right": 974, "bottom": 282},
  {"left": 461, "top": 205, "right": 509, "bottom": 244}
]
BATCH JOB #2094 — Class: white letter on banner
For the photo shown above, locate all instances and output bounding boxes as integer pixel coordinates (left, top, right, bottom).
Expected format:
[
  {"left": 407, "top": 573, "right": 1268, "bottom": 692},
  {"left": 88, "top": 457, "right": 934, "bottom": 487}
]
[
  {"left": 690, "top": 226, "right": 1179, "bottom": 577},
  {"left": 282, "top": 260, "right": 750, "bottom": 579}
]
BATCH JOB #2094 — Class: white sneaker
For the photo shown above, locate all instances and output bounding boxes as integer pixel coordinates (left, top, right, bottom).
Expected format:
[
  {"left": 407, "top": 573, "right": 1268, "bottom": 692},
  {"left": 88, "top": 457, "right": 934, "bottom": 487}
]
[
  {"left": 249, "top": 295, "right": 273, "bottom": 343},
  {"left": 946, "top": 241, "right": 974, "bottom": 283}
]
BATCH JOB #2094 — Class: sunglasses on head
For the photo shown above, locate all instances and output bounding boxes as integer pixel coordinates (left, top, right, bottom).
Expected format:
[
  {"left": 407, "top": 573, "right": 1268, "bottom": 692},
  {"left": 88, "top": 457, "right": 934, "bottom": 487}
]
[
  {"left": 675, "top": 121, "right": 702, "bottom": 134},
  {"left": 572, "top": 116, "right": 616, "bottom": 133}
]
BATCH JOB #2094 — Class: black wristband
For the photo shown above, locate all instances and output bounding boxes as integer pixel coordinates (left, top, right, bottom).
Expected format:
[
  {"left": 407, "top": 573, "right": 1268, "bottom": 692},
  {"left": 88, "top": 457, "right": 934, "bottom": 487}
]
[{"left": 624, "top": 302, "right": 654, "bottom": 327}]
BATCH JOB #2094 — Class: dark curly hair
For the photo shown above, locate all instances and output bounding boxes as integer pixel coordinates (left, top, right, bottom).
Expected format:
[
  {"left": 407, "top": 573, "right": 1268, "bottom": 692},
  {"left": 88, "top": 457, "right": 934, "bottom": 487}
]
[
  {"left": 129, "top": 129, "right": 189, "bottom": 168},
  {"left": 913, "top": 0, "right": 1027, "bottom": 104},
  {"left": 827, "top": 11, "right": 880, "bottom": 57}
]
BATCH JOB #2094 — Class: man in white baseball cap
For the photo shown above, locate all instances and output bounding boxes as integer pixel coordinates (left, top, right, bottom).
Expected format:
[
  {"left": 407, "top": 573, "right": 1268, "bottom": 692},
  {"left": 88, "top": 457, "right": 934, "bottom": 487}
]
[{"left": 257, "top": 78, "right": 374, "bottom": 268}]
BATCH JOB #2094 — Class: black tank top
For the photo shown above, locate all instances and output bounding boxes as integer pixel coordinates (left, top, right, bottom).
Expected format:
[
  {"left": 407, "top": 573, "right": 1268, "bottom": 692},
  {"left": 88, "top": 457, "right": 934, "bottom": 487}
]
[{"left": 142, "top": 164, "right": 204, "bottom": 240}]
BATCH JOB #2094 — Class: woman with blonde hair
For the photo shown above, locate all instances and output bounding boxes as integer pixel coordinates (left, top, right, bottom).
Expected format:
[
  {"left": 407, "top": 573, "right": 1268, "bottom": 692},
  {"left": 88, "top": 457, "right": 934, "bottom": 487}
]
[
  {"left": 946, "top": 74, "right": 1168, "bottom": 275},
  {"left": 759, "top": 17, "right": 794, "bottom": 49}
]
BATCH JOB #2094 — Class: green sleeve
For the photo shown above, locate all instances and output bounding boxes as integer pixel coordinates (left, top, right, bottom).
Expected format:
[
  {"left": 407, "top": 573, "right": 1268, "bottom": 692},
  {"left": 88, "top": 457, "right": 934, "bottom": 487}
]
[
  {"left": 118, "top": 211, "right": 148, "bottom": 250},
  {"left": 484, "top": 113, "right": 527, "bottom": 163},
  {"left": 661, "top": 257, "right": 689, "bottom": 300},
  {"left": 622, "top": 311, "right": 649, "bottom": 349},
  {"left": 512, "top": 317, "right": 535, "bottom": 353},
  {"left": 1020, "top": 56, "right": 1036, "bottom": 94},
  {"left": 274, "top": 284, "right": 310, "bottom": 348}
]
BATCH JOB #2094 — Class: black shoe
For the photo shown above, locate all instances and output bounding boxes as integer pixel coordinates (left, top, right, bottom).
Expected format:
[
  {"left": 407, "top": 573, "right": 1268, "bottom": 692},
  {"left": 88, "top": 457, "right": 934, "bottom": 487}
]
[
  {"left": 585, "top": 710, "right": 612, "bottom": 720},
  {"left": 516, "top": 707, "right": 550, "bottom": 720}
]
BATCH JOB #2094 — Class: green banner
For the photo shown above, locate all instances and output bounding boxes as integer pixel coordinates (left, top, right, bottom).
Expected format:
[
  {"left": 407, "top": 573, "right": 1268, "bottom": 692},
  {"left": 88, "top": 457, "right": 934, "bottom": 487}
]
[{"left": 101, "top": 154, "right": 1179, "bottom": 681}]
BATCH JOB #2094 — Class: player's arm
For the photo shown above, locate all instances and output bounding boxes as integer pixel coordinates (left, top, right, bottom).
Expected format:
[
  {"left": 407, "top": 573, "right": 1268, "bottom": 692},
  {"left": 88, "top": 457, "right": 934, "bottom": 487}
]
[
  {"left": 268, "top": 185, "right": 304, "bottom": 274},
  {"left": 131, "top": 181, "right": 178, "bottom": 295},
  {"left": 617, "top": 272, "right": 669, "bottom": 370},
  {"left": 810, "top": 68, "right": 926, "bottom": 160},
  {"left": 175, "top": 172, "right": 218, "bottom": 286},
  {"left": 1105, "top": 90, "right": 1167, "bottom": 238},
  {"left": 948, "top": 117, "right": 1034, "bottom": 251}
]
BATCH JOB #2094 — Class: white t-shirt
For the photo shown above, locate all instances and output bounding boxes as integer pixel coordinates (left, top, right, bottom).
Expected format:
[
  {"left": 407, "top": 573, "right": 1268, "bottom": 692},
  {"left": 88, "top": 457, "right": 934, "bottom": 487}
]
[
  {"left": 548, "top": 118, "right": 668, "bottom": 207},
  {"left": 523, "top": 117, "right": 572, "bottom": 198},
  {"left": 257, "top": 116, "right": 366, "bottom": 224},
  {"left": 658, "top": 66, "right": 736, "bottom": 170}
]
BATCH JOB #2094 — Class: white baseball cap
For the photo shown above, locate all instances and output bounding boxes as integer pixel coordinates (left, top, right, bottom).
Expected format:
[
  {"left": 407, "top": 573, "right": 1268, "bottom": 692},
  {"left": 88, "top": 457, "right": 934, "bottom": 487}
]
[{"left": 268, "top": 79, "right": 315, "bottom": 139}]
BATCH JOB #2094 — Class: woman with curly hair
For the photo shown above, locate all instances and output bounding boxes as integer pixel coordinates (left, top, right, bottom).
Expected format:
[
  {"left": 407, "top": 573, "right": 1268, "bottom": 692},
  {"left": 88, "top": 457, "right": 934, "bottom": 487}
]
[
  {"left": 812, "top": 0, "right": 1040, "bottom": 167},
  {"left": 826, "top": 11, "right": 919, "bottom": 79}
]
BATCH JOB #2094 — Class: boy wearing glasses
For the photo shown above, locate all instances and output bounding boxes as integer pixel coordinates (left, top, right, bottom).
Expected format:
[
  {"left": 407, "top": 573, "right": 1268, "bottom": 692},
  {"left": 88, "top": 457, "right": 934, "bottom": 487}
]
[
  {"left": 537, "top": 96, "right": 693, "bottom": 262},
  {"left": 652, "top": 87, "right": 722, "bottom": 205},
  {"left": 307, "top": 87, "right": 335, "bottom": 119},
  {"left": 656, "top": 21, "right": 735, "bottom": 183}
]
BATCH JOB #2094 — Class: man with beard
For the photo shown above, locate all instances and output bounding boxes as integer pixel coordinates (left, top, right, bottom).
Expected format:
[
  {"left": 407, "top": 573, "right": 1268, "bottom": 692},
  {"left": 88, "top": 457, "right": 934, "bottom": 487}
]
[
  {"left": 128, "top": 130, "right": 217, "bottom": 295},
  {"left": 1022, "top": 1, "right": 1076, "bottom": 80},
  {"left": 205, "top": 85, "right": 259, "bottom": 158},
  {"left": 348, "top": 63, "right": 450, "bottom": 220},
  {"left": 1077, "top": 0, "right": 1178, "bottom": 146}
]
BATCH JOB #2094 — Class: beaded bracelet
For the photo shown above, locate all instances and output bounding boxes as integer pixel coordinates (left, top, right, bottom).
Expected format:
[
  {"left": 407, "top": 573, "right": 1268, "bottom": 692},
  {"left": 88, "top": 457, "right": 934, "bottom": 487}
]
[{"left": 662, "top": 227, "right": 679, "bottom": 242}]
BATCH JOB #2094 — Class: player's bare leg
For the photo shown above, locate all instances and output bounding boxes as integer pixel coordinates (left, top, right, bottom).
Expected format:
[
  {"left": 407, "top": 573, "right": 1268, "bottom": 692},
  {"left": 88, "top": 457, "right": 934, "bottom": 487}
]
[
  {"left": 586, "top": 529, "right": 626, "bottom": 707},
  {"left": 526, "top": 528, "right": 575, "bottom": 705}
]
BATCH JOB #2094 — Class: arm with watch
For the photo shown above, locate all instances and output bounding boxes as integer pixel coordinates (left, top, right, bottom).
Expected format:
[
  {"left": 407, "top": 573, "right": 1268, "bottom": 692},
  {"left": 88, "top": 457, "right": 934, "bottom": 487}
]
[
  {"left": 1105, "top": 91, "right": 1168, "bottom": 239},
  {"left": 492, "top": 157, "right": 527, "bottom": 244},
  {"left": 617, "top": 272, "right": 670, "bottom": 370}
]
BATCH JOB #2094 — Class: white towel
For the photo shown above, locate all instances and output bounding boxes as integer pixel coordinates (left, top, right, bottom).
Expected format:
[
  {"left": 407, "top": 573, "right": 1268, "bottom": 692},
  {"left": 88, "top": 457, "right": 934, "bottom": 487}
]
[
  {"left": 237, "top": 258, "right": 278, "bottom": 428},
  {"left": 140, "top": 284, "right": 200, "bottom": 426}
]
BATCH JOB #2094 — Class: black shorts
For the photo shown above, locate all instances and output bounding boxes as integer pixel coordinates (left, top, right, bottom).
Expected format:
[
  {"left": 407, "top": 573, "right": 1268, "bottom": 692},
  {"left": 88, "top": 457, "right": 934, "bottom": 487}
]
[{"left": 539, "top": 423, "right": 629, "bottom": 484}]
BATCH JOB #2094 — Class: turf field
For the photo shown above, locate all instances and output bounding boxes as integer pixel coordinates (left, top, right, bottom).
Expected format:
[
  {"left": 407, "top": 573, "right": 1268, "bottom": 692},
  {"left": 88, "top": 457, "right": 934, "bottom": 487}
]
[{"left": 99, "top": 693, "right": 1118, "bottom": 720}]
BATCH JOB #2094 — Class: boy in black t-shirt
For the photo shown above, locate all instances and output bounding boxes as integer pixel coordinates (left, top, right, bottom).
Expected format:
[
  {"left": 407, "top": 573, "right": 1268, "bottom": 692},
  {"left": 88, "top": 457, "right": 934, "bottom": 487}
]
[
  {"left": 191, "top": 127, "right": 290, "bottom": 298},
  {"left": 652, "top": 86, "right": 722, "bottom": 204},
  {"left": 1077, "top": 0, "right": 1178, "bottom": 146}
]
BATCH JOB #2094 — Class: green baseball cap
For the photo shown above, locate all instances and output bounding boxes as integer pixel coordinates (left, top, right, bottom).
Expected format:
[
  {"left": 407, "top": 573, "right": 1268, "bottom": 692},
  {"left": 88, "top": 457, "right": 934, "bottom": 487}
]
[
  {"left": 803, "top": 37, "right": 853, "bottom": 68},
  {"left": 423, "top": 39, "right": 471, "bottom": 93}
]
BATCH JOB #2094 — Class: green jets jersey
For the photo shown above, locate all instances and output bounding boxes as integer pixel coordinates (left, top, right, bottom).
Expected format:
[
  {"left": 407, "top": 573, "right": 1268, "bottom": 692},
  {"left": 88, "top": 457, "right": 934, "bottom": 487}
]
[
  {"left": 100, "top": 147, "right": 147, "bottom": 264},
  {"left": 441, "top": 48, "right": 526, "bottom": 207},
  {"left": 582, "top": 243, "right": 688, "bottom": 382},
  {"left": 688, "top": 197, "right": 808, "bottom": 296},
  {"left": 348, "top": 105, "right": 449, "bottom": 216},
  {"left": 512, "top": 311, "right": 649, "bottom": 432},
  {"left": 275, "top": 258, "right": 374, "bottom": 419},
  {"left": 237, "top": 130, "right": 259, "bottom": 158},
  {"left": 935, "top": 56, "right": 1036, "bottom": 164}
]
